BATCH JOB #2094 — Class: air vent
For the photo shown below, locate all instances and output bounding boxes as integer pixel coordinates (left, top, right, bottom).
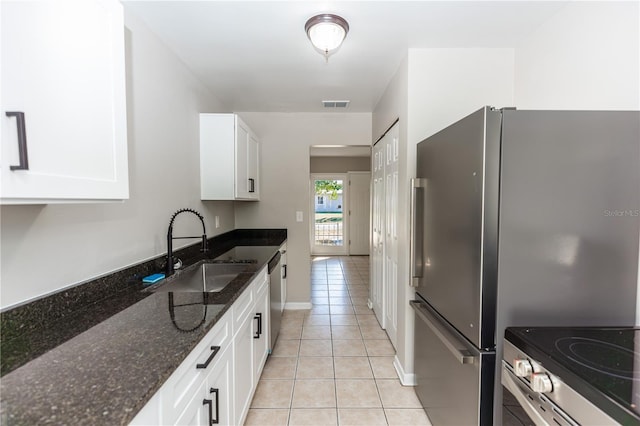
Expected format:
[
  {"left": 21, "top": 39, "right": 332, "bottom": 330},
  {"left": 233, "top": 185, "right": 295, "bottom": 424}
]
[{"left": 322, "top": 100, "right": 350, "bottom": 108}]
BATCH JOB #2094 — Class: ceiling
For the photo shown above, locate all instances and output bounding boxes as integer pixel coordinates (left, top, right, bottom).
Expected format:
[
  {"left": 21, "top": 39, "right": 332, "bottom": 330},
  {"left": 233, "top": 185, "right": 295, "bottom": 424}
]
[{"left": 123, "top": 1, "right": 569, "bottom": 113}]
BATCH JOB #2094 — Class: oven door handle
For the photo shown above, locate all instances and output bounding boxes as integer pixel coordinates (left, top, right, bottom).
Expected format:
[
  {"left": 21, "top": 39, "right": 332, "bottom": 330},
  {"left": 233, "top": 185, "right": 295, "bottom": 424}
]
[
  {"left": 502, "top": 363, "right": 549, "bottom": 426},
  {"left": 410, "top": 300, "right": 475, "bottom": 364}
]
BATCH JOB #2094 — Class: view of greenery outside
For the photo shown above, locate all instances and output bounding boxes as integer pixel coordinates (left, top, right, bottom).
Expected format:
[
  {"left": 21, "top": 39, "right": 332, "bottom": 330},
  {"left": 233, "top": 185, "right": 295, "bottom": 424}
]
[
  {"left": 314, "top": 179, "right": 344, "bottom": 246},
  {"left": 315, "top": 180, "right": 343, "bottom": 200}
]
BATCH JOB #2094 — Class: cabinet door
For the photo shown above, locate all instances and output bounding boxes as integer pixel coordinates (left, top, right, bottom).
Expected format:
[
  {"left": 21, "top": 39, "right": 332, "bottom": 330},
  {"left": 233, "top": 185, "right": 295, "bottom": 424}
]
[
  {"left": 0, "top": 0, "right": 128, "bottom": 203},
  {"left": 246, "top": 133, "right": 259, "bottom": 199},
  {"left": 175, "top": 346, "right": 234, "bottom": 426},
  {"left": 233, "top": 313, "right": 254, "bottom": 424},
  {"left": 235, "top": 119, "right": 250, "bottom": 199},
  {"left": 204, "top": 345, "right": 234, "bottom": 426},
  {"left": 253, "top": 285, "right": 269, "bottom": 382},
  {"left": 280, "top": 244, "right": 287, "bottom": 310}
]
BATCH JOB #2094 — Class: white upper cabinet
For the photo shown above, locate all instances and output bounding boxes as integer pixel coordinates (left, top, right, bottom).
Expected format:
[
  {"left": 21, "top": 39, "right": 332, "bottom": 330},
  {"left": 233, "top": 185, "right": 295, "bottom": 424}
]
[
  {"left": 0, "top": 0, "right": 129, "bottom": 204},
  {"left": 200, "top": 113, "right": 260, "bottom": 201}
]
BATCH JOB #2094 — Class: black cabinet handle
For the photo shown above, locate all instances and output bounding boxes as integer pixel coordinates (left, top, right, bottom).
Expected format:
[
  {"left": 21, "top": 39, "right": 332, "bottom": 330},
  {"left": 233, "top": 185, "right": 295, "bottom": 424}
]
[
  {"left": 203, "top": 388, "right": 220, "bottom": 425},
  {"left": 282, "top": 264, "right": 287, "bottom": 279},
  {"left": 5, "top": 111, "right": 29, "bottom": 171},
  {"left": 196, "top": 346, "right": 221, "bottom": 369},
  {"left": 210, "top": 387, "right": 219, "bottom": 424},
  {"left": 253, "top": 313, "right": 262, "bottom": 338},
  {"left": 248, "top": 178, "right": 255, "bottom": 193},
  {"left": 203, "top": 398, "right": 213, "bottom": 424}
]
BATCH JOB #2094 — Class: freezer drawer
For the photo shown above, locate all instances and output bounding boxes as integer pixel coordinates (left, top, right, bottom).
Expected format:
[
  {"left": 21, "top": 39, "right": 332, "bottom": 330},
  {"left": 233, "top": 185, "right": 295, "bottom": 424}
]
[{"left": 411, "top": 300, "right": 495, "bottom": 426}]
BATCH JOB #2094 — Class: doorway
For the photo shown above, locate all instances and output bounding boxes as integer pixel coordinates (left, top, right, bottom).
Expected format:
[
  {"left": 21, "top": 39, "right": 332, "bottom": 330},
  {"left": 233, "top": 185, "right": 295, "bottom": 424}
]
[
  {"left": 309, "top": 145, "right": 372, "bottom": 256},
  {"left": 310, "top": 174, "right": 348, "bottom": 255}
]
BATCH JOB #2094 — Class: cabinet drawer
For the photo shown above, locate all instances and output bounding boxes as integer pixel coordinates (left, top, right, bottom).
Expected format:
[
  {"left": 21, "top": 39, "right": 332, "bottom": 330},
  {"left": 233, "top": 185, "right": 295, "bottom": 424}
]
[
  {"left": 232, "top": 285, "right": 255, "bottom": 333},
  {"left": 174, "top": 344, "right": 234, "bottom": 426},
  {"left": 253, "top": 267, "right": 268, "bottom": 296},
  {"left": 162, "top": 312, "right": 231, "bottom": 423}
]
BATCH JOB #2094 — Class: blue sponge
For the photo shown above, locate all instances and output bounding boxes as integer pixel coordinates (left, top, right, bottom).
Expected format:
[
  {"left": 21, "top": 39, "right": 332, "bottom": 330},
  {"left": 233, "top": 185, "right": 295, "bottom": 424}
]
[{"left": 142, "top": 273, "right": 165, "bottom": 285}]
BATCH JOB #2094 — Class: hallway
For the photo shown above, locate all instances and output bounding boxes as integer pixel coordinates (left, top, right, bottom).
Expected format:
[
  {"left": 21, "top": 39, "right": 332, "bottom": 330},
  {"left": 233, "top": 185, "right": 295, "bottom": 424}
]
[{"left": 245, "top": 256, "right": 431, "bottom": 426}]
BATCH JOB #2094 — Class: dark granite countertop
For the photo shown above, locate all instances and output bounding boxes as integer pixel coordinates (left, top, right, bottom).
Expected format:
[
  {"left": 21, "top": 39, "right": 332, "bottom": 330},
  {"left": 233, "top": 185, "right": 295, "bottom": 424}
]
[{"left": 0, "top": 230, "right": 285, "bottom": 426}]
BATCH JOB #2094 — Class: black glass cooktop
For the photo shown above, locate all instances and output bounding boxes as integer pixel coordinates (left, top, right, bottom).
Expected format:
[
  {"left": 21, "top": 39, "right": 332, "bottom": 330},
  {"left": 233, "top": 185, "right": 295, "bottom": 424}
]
[{"left": 505, "top": 327, "right": 640, "bottom": 425}]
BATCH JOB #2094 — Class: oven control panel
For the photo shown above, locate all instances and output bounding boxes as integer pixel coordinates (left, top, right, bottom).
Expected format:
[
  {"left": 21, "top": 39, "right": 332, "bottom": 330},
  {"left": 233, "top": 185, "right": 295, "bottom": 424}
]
[
  {"left": 502, "top": 339, "right": 618, "bottom": 426},
  {"left": 513, "top": 359, "right": 533, "bottom": 377},
  {"left": 531, "top": 372, "right": 553, "bottom": 393}
]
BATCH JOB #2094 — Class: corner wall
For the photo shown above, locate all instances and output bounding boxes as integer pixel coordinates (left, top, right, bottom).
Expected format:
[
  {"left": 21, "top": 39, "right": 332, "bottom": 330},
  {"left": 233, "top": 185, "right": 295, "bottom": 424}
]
[
  {"left": 0, "top": 10, "right": 234, "bottom": 310},
  {"left": 234, "top": 113, "right": 372, "bottom": 307},
  {"left": 372, "top": 49, "right": 514, "bottom": 381}
]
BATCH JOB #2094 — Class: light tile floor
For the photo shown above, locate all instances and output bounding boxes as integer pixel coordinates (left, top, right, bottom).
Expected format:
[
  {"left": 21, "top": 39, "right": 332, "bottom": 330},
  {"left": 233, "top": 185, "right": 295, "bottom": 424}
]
[{"left": 245, "top": 256, "right": 432, "bottom": 426}]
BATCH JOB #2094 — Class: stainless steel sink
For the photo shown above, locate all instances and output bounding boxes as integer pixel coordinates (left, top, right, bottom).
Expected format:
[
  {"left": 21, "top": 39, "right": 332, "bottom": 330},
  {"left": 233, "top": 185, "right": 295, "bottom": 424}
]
[{"left": 148, "top": 261, "right": 251, "bottom": 292}]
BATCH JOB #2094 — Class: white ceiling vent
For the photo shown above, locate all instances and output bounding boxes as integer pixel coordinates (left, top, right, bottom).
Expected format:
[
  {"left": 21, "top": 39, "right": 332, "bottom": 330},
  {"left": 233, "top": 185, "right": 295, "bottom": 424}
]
[{"left": 322, "top": 100, "right": 350, "bottom": 108}]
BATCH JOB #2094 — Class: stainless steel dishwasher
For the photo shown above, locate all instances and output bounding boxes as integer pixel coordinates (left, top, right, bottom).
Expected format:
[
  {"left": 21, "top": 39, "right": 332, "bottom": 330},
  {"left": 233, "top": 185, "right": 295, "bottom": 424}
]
[{"left": 267, "top": 251, "right": 282, "bottom": 351}]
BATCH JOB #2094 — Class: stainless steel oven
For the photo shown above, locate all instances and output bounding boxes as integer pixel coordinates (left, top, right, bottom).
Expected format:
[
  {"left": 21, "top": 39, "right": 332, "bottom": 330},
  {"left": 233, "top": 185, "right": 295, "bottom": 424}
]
[{"left": 503, "top": 327, "right": 640, "bottom": 426}]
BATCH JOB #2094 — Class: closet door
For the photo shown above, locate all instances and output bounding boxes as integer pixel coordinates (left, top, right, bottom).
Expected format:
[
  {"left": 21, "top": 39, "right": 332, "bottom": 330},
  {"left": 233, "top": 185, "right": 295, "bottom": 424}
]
[
  {"left": 370, "top": 122, "right": 399, "bottom": 349},
  {"left": 383, "top": 124, "right": 399, "bottom": 347},
  {"left": 371, "top": 135, "right": 386, "bottom": 327}
]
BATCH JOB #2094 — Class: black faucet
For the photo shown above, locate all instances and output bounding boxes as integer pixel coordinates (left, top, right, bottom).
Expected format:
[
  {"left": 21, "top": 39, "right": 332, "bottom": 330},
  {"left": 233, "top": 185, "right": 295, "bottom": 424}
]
[{"left": 166, "top": 208, "right": 208, "bottom": 277}]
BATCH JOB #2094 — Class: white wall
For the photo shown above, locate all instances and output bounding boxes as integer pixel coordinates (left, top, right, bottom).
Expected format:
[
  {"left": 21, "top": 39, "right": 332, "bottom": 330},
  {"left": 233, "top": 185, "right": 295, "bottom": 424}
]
[
  {"left": 515, "top": 1, "right": 640, "bottom": 110},
  {"left": 512, "top": 0, "right": 640, "bottom": 324},
  {"left": 234, "top": 113, "right": 372, "bottom": 306},
  {"left": 310, "top": 156, "right": 371, "bottom": 173},
  {"left": 0, "top": 10, "right": 234, "bottom": 310},
  {"left": 408, "top": 48, "right": 515, "bottom": 142}
]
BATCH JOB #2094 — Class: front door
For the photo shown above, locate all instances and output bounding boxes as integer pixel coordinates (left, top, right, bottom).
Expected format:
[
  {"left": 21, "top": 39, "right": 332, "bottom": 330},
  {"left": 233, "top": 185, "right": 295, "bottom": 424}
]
[{"left": 310, "top": 174, "right": 348, "bottom": 255}]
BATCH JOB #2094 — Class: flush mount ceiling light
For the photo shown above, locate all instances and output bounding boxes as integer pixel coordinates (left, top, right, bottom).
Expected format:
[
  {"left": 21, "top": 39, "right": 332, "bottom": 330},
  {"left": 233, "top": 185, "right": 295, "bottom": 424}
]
[{"left": 305, "top": 14, "right": 349, "bottom": 61}]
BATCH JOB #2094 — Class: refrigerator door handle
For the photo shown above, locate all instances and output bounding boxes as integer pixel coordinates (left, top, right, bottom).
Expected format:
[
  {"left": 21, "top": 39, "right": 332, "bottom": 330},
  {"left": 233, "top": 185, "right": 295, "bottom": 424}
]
[
  {"left": 410, "top": 178, "right": 427, "bottom": 287},
  {"left": 411, "top": 300, "right": 475, "bottom": 364}
]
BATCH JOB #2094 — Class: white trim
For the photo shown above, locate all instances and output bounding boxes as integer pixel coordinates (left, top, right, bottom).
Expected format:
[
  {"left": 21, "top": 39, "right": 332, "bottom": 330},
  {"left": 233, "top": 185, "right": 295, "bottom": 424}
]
[
  {"left": 394, "top": 355, "right": 416, "bottom": 386},
  {"left": 284, "top": 302, "right": 313, "bottom": 310}
]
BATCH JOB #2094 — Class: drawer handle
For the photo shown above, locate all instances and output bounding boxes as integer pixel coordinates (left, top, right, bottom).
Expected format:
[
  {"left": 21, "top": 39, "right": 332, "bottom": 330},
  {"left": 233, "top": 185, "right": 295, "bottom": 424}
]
[
  {"left": 248, "top": 178, "right": 255, "bottom": 193},
  {"left": 196, "top": 346, "right": 221, "bottom": 369},
  {"left": 282, "top": 264, "right": 287, "bottom": 279},
  {"left": 5, "top": 111, "right": 29, "bottom": 171},
  {"left": 203, "top": 387, "right": 220, "bottom": 425},
  {"left": 254, "top": 313, "right": 262, "bottom": 339}
]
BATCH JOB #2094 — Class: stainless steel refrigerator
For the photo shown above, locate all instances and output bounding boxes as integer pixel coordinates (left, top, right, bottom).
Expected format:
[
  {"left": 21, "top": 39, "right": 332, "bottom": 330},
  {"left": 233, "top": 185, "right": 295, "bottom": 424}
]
[{"left": 410, "top": 107, "right": 640, "bottom": 425}]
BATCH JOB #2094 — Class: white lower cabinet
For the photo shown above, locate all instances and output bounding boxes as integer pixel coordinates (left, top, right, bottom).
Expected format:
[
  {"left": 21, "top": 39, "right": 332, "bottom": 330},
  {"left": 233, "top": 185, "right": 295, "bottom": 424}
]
[
  {"left": 280, "top": 243, "right": 287, "bottom": 311},
  {"left": 130, "top": 266, "right": 271, "bottom": 426},
  {"left": 253, "top": 282, "right": 270, "bottom": 382},
  {"left": 175, "top": 344, "right": 233, "bottom": 426},
  {"left": 233, "top": 269, "right": 269, "bottom": 425},
  {"left": 233, "top": 312, "right": 255, "bottom": 424}
]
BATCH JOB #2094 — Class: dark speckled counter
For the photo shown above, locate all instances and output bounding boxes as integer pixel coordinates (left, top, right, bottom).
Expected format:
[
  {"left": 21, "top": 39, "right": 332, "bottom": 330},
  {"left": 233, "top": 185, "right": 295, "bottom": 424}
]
[{"left": 0, "top": 229, "right": 285, "bottom": 426}]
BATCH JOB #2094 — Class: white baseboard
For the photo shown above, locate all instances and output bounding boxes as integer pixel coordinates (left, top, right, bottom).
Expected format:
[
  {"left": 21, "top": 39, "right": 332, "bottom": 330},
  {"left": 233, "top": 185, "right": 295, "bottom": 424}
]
[
  {"left": 394, "top": 355, "right": 416, "bottom": 386},
  {"left": 284, "top": 302, "right": 312, "bottom": 310}
]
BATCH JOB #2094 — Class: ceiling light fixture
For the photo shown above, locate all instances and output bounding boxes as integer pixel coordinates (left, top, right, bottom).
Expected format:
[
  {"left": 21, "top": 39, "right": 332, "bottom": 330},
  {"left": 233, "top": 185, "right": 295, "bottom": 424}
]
[{"left": 305, "top": 14, "right": 349, "bottom": 62}]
